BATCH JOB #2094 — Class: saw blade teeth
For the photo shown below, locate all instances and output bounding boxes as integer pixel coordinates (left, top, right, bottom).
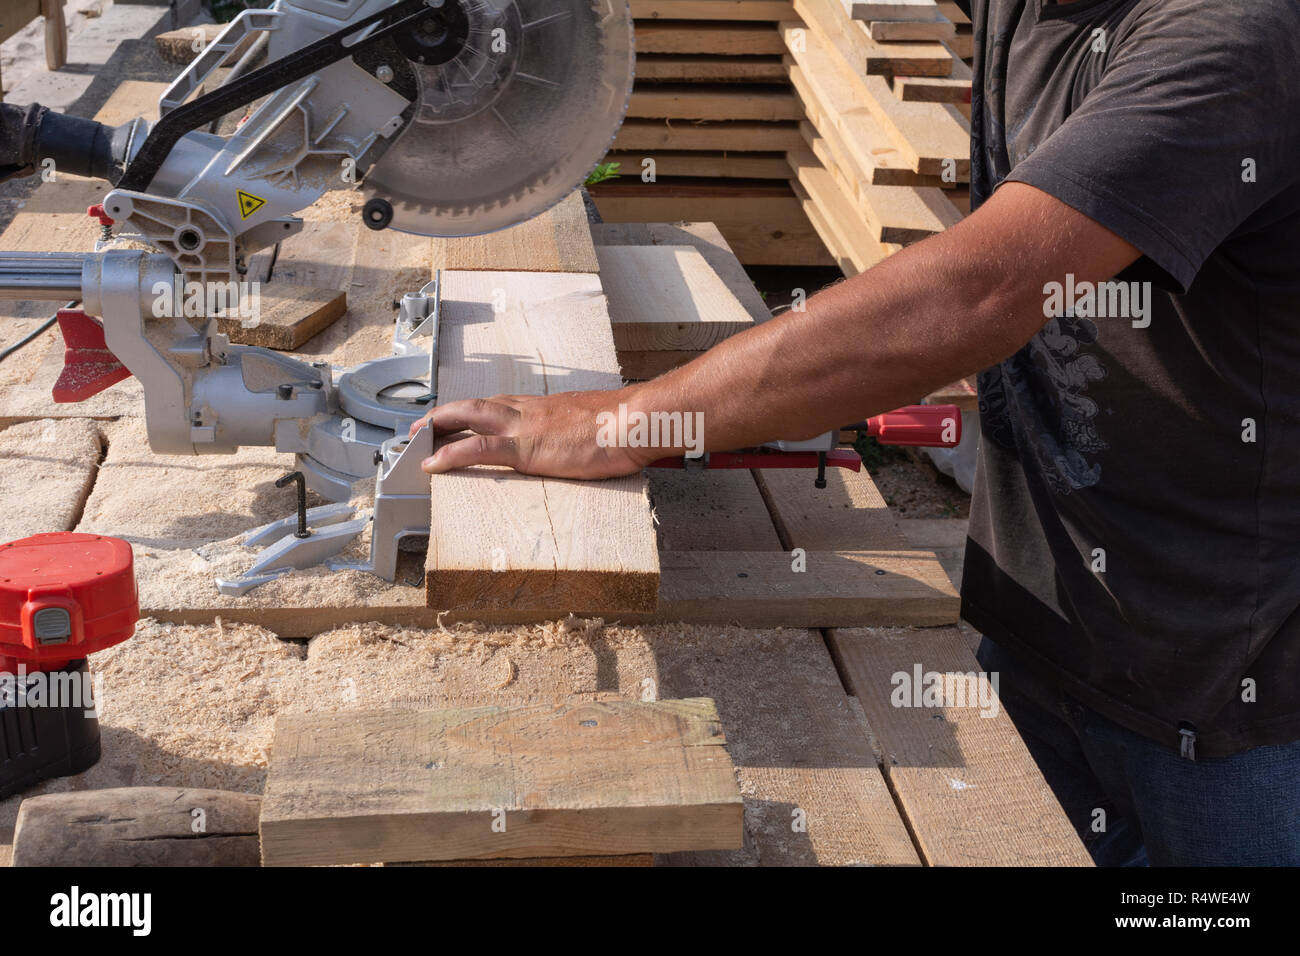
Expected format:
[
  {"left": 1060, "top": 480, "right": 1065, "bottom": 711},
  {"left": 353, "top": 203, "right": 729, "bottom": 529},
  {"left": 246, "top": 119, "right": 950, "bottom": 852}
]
[{"left": 361, "top": 0, "right": 635, "bottom": 237}]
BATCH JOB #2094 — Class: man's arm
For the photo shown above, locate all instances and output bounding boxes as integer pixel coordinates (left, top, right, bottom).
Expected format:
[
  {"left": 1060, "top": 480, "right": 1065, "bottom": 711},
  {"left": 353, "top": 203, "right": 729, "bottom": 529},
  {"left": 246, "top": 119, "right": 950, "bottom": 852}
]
[{"left": 412, "top": 182, "right": 1141, "bottom": 478}]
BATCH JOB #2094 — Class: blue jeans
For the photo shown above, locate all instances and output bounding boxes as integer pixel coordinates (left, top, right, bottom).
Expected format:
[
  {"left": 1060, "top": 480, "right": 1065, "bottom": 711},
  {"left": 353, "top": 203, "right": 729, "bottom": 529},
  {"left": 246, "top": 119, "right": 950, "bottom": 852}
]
[{"left": 976, "top": 637, "right": 1300, "bottom": 866}]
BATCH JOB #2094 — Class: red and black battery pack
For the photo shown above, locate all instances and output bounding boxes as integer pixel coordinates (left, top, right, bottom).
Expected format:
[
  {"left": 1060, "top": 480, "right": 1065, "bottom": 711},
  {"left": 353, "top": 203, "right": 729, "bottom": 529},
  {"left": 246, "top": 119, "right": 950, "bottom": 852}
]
[{"left": 0, "top": 532, "right": 138, "bottom": 799}]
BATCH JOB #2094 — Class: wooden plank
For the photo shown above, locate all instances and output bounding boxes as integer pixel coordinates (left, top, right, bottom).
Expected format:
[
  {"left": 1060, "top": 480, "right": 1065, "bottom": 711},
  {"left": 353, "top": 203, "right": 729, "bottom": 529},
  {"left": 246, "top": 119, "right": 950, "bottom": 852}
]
[
  {"left": 785, "top": 54, "right": 947, "bottom": 188},
  {"left": 425, "top": 270, "right": 660, "bottom": 613},
  {"left": 11, "top": 788, "right": 262, "bottom": 867},
  {"left": 800, "top": 126, "right": 961, "bottom": 241},
  {"left": 829, "top": 627, "right": 1094, "bottom": 866},
  {"left": 268, "top": 220, "right": 359, "bottom": 291},
  {"left": 867, "top": 16, "right": 955, "bottom": 42},
  {"left": 893, "top": 74, "right": 971, "bottom": 103},
  {"left": 658, "top": 550, "right": 959, "bottom": 625},
  {"left": 843, "top": 0, "right": 942, "bottom": 21},
  {"left": 653, "top": 627, "right": 921, "bottom": 866},
  {"left": 754, "top": 466, "right": 910, "bottom": 551},
  {"left": 629, "top": 84, "right": 800, "bottom": 121},
  {"left": 633, "top": 54, "right": 785, "bottom": 83},
  {"left": 935, "top": 0, "right": 969, "bottom": 25},
  {"left": 950, "top": 28, "right": 974, "bottom": 60},
  {"left": 618, "top": 350, "right": 702, "bottom": 379},
  {"left": 0, "top": 418, "right": 101, "bottom": 540},
  {"left": 632, "top": 0, "right": 794, "bottom": 18},
  {"left": 797, "top": 186, "right": 862, "bottom": 276},
  {"left": 589, "top": 183, "right": 833, "bottom": 265},
  {"left": 613, "top": 118, "right": 804, "bottom": 153},
  {"left": 428, "top": 191, "right": 598, "bottom": 273},
  {"left": 259, "top": 698, "right": 745, "bottom": 865},
  {"left": 590, "top": 221, "right": 772, "bottom": 324},
  {"left": 604, "top": 150, "right": 791, "bottom": 179},
  {"left": 790, "top": 144, "right": 957, "bottom": 246},
  {"left": 787, "top": 156, "right": 891, "bottom": 273},
  {"left": 649, "top": 469, "right": 784, "bottom": 551},
  {"left": 597, "top": 244, "right": 755, "bottom": 351},
  {"left": 635, "top": 21, "right": 784, "bottom": 55},
  {"left": 219, "top": 285, "right": 346, "bottom": 351},
  {"left": 791, "top": 0, "right": 970, "bottom": 177}
]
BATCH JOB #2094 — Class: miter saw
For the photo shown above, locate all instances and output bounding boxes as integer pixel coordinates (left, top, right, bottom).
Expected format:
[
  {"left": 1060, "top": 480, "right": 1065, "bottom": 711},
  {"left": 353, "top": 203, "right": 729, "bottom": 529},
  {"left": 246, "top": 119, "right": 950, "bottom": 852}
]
[{"left": 0, "top": 0, "right": 958, "bottom": 596}]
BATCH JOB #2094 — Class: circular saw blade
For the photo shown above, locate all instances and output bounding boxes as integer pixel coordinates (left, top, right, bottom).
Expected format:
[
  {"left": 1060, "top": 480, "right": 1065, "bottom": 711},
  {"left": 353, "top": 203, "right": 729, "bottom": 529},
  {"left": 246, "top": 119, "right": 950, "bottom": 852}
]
[{"left": 362, "top": 0, "right": 634, "bottom": 237}]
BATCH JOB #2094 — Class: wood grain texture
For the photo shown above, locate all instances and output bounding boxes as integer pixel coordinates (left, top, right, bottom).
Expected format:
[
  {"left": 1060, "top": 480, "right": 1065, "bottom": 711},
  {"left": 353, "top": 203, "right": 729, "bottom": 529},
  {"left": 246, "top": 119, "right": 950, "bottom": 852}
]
[
  {"left": 598, "top": 244, "right": 755, "bottom": 351},
  {"left": 658, "top": 549, "right": 958, "bottom": 626},
  {"left": 633, "top": 54, "right": 785, "bottom": 83},
  {"left": 429, "top": 191, "right": 598, "bottom": 273},
  {"left": 590, "top": 221, "right": 772, "bottom": 324},
  {"left": 793, "top": 134, "right": 960, "bottom": 243},
  {"left": 786, "top": 56, "right": 945, "bottom": 188},
  {"left": 613, "top": 118, "right": 804, "bottom": 153},
  {"left": 842, "top": 0, "right": 943, "bottom": 22},
  {"left": 629, "top": 84, "right": 800, "bottom": 121},
  {"left": 648, "top": 468, "right": 784, "bottom": 551},
  {"left": 755, "top": 465, "right": 910, "bottom": 551},
  {"left": 259, "top": 698, "right": 745, "bottom": 865},
  {"left": 0, "top": 418, "right": 102, "bottom": 540},
  {"left": 788, "top": 155, "right": 892, "bottom": 274},
  {"left": 652, "top": 628, "right": 920, "bottom": 866},
  {"left": 636, "top": 21, "right": 784, "bottom": 55},
  {"left": 829, "top": 627, "right": 1095, "bottom": 866},
  {"left": 867, "top": 16, "right": 955, "bottom": 42},
  {"left": 12, "top": 788, "right": 262, "bottom": 867},
  {"left": 218, "top": 285, "right": 346, "bottom": 350},
  {"left": 589, "top": 185, "right": 833, "bottom": 266},
  {"left": 425, "top": 271, "right": 659, "bottom": 613}
]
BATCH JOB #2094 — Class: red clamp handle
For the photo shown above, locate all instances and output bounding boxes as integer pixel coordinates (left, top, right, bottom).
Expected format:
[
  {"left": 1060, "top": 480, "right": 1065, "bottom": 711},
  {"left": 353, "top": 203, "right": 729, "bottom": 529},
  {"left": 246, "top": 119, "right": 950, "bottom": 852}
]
[
  {"left": 866, "top": 404, "right": 962, "bottom": 448},
  {"left": 87, "top": 204, "right": 114, "bottom": 227}
]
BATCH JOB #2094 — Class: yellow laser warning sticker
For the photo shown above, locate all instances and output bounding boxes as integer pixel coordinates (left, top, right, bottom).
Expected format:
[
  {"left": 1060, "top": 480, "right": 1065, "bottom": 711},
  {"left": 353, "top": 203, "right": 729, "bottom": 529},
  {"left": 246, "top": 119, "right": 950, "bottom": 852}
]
[{"left": 236, "top": 190, "right": 266, "bottom": 219}]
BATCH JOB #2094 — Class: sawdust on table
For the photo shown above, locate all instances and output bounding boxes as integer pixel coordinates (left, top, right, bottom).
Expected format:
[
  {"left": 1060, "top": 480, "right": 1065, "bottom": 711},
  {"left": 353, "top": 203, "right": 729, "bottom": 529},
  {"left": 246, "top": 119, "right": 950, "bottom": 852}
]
[{"left": 0, "top": 618, "right": 873, "bottom": 866}]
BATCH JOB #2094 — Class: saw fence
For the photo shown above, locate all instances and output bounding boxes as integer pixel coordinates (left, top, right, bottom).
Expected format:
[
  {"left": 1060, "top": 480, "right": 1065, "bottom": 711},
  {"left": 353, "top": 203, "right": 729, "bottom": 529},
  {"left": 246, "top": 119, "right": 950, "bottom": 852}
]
[{"left": 0, "top": 66, "right": 1086, "bottom": 866}]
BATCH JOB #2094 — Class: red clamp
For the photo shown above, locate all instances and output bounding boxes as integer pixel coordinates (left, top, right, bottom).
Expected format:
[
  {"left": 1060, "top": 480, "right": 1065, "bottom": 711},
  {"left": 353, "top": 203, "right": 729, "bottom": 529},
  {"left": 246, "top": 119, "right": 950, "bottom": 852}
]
[
  {"left": 51, "top": 309, "right": 132, "bottom": 403},
  {"left": 864, "top": 404, "right": 962, "bottom": 447}
]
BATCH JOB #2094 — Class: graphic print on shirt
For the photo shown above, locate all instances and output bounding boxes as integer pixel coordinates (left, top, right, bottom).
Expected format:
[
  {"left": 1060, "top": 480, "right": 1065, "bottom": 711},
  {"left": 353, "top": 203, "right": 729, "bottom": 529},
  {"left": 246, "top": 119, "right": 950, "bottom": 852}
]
[{"left": 979, "top": 315, "right": 1109, "bottom": 494}]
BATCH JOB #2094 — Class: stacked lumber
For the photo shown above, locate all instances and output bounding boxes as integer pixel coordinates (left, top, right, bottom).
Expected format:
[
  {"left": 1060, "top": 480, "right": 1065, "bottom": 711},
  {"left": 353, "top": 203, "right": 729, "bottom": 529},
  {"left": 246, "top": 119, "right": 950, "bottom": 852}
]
[
  {"left": 593, "top": 1, "right": 975, "bottom": 268},
  {"left": 592, "top": 1, "right": 832, "bottom": 265},
  {"left": 778, "top": 0, "right": 971, "bottom": 276}
]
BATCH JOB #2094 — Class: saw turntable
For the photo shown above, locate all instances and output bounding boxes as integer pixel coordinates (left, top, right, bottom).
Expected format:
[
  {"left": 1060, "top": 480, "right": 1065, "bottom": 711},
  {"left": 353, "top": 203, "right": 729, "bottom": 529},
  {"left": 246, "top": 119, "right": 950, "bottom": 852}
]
[{"left": 0, "top": 0, "right": 958, "bottom": 596}]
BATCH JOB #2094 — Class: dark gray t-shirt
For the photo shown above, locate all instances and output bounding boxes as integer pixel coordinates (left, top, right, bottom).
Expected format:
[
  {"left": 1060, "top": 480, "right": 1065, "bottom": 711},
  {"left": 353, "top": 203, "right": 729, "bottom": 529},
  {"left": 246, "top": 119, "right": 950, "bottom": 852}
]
[{"left": 959, "top": 0, "right": 1300, "bottom": 755}]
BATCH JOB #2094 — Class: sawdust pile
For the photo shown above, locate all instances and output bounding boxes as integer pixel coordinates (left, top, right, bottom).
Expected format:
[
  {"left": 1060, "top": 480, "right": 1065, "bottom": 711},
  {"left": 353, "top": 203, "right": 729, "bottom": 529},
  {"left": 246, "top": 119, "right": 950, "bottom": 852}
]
[
  {"left": 78, "top": 418, "right": 314, "bottom": 549},
  {"left": 0, "top": 617, "right": 866, "bottom": 865}
]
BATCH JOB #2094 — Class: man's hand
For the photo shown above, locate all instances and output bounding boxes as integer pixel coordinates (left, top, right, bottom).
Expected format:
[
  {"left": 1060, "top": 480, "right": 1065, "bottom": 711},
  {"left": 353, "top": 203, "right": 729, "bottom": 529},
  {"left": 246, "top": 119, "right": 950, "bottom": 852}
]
[
  {"left": 409, "top": 388, "right": 654, "bottom": 479},
  {"left": 410, "top": 183, "right": 1141, "bottom": 480}
]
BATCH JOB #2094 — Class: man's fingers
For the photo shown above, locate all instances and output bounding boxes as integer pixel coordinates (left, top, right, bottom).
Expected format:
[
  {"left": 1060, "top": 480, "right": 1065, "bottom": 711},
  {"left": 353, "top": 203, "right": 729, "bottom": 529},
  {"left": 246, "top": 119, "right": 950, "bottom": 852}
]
[
  {"left": 421, "top": 434, "right": 520, "bottom": 473},
  {"left": 418, "top": 398, "right": 521, "bottom": 437}
]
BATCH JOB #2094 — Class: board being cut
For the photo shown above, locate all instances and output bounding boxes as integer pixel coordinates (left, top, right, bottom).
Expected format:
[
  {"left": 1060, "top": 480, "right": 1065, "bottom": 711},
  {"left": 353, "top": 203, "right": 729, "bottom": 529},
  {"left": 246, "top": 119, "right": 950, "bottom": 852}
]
[
  {"left": 425, "top": 271, "right": 660, "bottom": 614},
  {"left": 259, "top": 697, "right": 745, "bottom": 865},
  {"left": 598, "top": 244, "right": 755, "bottom": 351}
]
